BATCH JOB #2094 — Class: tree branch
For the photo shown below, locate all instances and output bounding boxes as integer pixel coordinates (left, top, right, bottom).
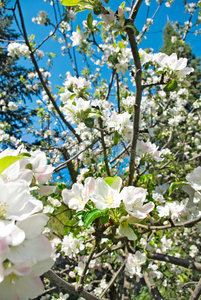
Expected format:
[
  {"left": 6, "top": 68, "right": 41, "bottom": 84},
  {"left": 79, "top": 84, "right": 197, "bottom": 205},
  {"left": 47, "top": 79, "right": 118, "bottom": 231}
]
[
  {"left": 133, "top": 215, "right": 201, "bottom": 231},
  {"left": 147, "top": 252, "right": 201, "bottom": 272},
  {"left": 126, "top": 26, "right": 143, "bottom": 186},
  {"left": 54, "top": 138, "right": 100, "bottom": 173},
  {"left": 44, "top": 270, "right": 105, "bottom": 300},
  {"left": 100, "top": 260, "right": 126, "bottom": 298},
  {"left": 189, "top": 278, "right": 201, "bottom": 300}
]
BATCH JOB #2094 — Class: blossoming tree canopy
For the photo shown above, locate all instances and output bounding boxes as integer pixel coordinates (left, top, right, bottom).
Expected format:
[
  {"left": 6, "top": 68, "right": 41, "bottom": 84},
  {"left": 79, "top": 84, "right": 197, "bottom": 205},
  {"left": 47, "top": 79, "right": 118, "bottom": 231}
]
[{"left": 1, "top": 0, "right": 201, "bottom": 299}]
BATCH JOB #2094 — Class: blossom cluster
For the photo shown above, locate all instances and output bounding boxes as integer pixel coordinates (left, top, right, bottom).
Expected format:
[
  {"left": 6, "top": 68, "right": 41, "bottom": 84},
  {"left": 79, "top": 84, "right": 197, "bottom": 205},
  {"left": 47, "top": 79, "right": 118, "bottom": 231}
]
[
  {"left": 7, "top": 42, "right": 30, "bottom": 59},
  {"left": 0, "top": 147, "right": 54, "bottom": 300}
]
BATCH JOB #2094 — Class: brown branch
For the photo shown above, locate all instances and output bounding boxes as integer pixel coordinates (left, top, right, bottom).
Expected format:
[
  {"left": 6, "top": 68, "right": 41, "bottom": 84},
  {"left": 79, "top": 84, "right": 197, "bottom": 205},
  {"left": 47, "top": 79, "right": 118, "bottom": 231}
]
[
  {"left": 147, "top": 252, "right": 201, "bottom": 272},
  {"left": 54, "top": 138, "right": 100, "bottom": 173},
  {"left": 116, "top": 72, "right": 121, "bottom": 113},
  {"left": 133, "top": 215, "right": 201, "bottom": 231},
  {"left": 110, "top": 143, "right": 131, "bottom": 164},
  {"left": 189, "top": 278, "right": 201, "bottom": 300},
  {"left": 99, "top": 118, "right": 111, "bottom": 177},
  {"left": 126, "top": 26, "right": 143, "bottom": 186},
  {"left": 58, "top": 147, "right": 77, "bottom": 183},
  {"left": 105, "top": 69, "right": 115, "bottom": 101},
  {"left": 182, "top": 13, "right": 193, "bottom": 42},
  {"left": 44, "top": 270, "right": 105, "bottom": 300},
  {"left": 78, "top": 245, "right": 96, "bottom": 287},
  {"left": 129, "top": 0, "right": 144, "bottom": 21},
  {"left": 100, "top": 260, "right": 126, "bottom": 298}
]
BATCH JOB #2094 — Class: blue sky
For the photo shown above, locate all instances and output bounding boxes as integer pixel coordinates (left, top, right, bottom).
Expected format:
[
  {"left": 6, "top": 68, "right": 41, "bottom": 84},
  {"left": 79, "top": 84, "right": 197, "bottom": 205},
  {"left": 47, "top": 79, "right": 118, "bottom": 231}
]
[{"left": 10, "top": 0, "right": 201, "bottom": 88}]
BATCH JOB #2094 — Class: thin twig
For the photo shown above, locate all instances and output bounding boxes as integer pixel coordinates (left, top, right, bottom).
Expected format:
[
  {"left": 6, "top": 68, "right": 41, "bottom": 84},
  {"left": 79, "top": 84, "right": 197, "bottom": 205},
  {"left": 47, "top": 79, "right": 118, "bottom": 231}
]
[
  {"left": 189, "top": 278, "right": 201, "bottom": 300},
  {"left": 99, "top": 118, "right": 111, "bottom": 176},
  {"left": 100, "top": 260, "right": 126, "bottom": 298},
  {"left": 78, "top": 245, "right": 96, "bottom": 287},
  {"left": 54, "top": 138, "right": 100, "bottom": 173}
]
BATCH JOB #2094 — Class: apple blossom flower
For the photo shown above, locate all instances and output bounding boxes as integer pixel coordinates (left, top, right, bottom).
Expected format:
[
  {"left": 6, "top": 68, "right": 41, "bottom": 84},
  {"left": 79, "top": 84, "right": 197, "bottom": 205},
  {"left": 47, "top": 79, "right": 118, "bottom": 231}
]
[
  {"left": 156, "top": 235, "right": 172, "bottom": 253},
  {"left": 101, "top": 10, "right": 116, "bottom": 26},
  {"left": 90, "top": 177, "right": 122, "bottom": 210},
  {"left": 155, "top": 52, "right": 194, "bottom": 78},
  {"left": 62, "top": 177, "right": 95, "bottom": 211},
  {"left": 121, "top": 186, "right": 154, "bottom": 219},
  {"left": 32, "top": 11, "right": 49, "bottom": 25},
  {"left": 157, "top": 201, "right": 187, "bottom": 220},
  {"left": 8, "top": 101, "right": 18, "bottom": 111},
  {"left": 125, "top": 251, "right": 146, "bottom": 278},
  {"left": 186, "top": 167, "right": 201, "bottom": 191},
  {"left": 136, "top": 140, "right": 163, "bottom": 162},
  {"left": 70, "top": 30, "right": 87, "bottom": 47},
  {"left": 7, "top": 42, "right": 30, "bottom": 59},
  {"left": 189, "top": 245, "right": 199, "bottom": 258},
  {"left": 0, "top": 150, "right": 54, "bottom": 299},
  {"left": 0, "top": 256, "right": 53, "bottom": 300},
  {"left": 36, "top": 49, "right": 45, "bottom": 58},
  {"left": 0, "top": 177, "right": 43, "bottom": 221},
  {"left": 148, "top": 263, "right": 163, "bottom": 279},
  {"left": 108, "top": 111, "right": 133, "bottom": 140},
  {"left": 61, "top": 233, "right": 84, "bottom": 257},
  {"left": 59, "top": 21, "right": 71, "bottom": 33}
]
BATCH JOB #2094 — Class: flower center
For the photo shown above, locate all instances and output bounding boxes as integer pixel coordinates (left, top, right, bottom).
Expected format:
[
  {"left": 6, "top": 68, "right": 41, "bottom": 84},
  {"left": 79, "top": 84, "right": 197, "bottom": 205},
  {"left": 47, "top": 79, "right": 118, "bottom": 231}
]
[
  {"left": 106, "top": 194, "right": 113, "bottom": 205},
  {"left": 0, "top": 201, "right": 8, "bottom": 218}
]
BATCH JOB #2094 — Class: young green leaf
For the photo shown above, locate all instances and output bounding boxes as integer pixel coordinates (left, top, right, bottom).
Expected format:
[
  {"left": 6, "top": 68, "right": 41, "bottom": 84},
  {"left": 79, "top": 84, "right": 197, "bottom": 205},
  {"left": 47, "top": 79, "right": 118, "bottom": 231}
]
[
  {"left": 87, "top": 12, "right": 93, "bottom": 29},
  {"left": 84, "top": 209, "right": 107, "bottom": 228},
  {"left": 61, "top": 0, "right": 80, "bottom": 6},
  {"left": 105, "top": 176, "right": 117, "bottom": 186},
  {"left": 113, "top": 131, "right": 121, "bottom": 145},
  {"left": 164, "top": 79, "right": 178, "bottom": 92},
  {"left": 169, "top": 181, "right": 184, "bottom": 196},
  {"left": 0, "top": 156, "right": 26, "bottom": 174}
]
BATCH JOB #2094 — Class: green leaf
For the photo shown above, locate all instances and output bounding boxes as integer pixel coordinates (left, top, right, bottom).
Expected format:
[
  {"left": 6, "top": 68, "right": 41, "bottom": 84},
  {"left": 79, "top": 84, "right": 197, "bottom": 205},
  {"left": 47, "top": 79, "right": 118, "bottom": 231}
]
[
  {"left": 164, "top": 79, "right": 178, "bottom": 92},
  {"left": 113, "top": 131, "right": 121, "bottom": 145},
  {"left": 198, "top": 2, "right": 201, "bottom": 7},
  {"left": 58, "top": 87, "right": 65, "bottom": 95},
  {"left": 84, "top": 209, "right": 107, "bottom": 228},
  {"left": 61, "top": 0, "right": 80, "bottom": 6},
  {"left": 118, "top": 41, "right": 125, "bottom": 49},
  {"left": 75, "top": 210, "right": 85, "bottom": 218},
  {"left": 87, "top": 12, "right": 93, "bottom": 30},
  {"left": 0, "top": 156, "right": 26, "bottom": 174},
  {"left": 120, "top": 1, "right": 125, "bottom": 8},
  {"left": 17, "top": 152, "right": 31, "bottom": 157},
  {"left": 84, "top": 117, "right": 94, "bottom": 128},
  {"left": 155, "top": 70, "right": 164, "bottom": 76},
  {"left": 105, "top": 176, "right": 117, "bottom": 186},
  {"left": 70, "top": 93, "right": 76, "bottom": 100},
  {"left": 169, "top": 181, "right": 184, "bottom": 196}
]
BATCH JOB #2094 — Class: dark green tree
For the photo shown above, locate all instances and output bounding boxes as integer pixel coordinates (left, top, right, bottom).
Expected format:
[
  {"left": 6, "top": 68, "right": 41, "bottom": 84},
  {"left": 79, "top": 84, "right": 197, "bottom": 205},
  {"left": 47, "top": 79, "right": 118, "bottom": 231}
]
[
  {"left": 160, "top": 21, "right": 201, "bottom": 102},
  {"left": 159, "top": 22, "right": 201, "bottom": 168},
  {"left": 0, "top": 12, "right": 39, "bottom": 144}
]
